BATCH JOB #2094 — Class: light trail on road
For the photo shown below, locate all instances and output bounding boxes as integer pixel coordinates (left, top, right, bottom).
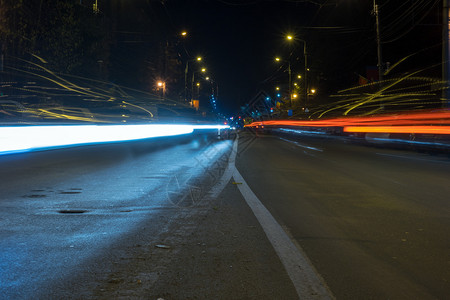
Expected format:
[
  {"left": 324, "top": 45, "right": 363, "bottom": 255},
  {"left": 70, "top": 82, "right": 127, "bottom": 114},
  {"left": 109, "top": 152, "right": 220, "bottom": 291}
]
[
  {"left": 245, "top": 109, "right": 450, "bottom": 135},
  {"left": 236, "top": 131, "right": 450, "bottom": 298},
  {"left": 0, "top": 124, "right": 229, "bottom": 155},
  {"left": 0, "top": 132, "right": 234, "bottom": 299},
  {"left": 343, "top": 125, "right": 450, "bottom": 134}
]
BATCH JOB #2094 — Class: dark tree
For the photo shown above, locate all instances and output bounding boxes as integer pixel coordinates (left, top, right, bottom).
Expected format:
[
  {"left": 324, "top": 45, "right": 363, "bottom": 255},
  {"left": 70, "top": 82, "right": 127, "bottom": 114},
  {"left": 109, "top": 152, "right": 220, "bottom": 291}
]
[{"left": 0, "top": 0, "right": 108, "bottom": 76}]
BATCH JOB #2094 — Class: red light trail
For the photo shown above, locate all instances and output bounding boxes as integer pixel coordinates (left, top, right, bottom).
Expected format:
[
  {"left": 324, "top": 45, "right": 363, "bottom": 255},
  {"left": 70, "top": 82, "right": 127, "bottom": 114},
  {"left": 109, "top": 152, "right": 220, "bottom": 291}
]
[{"left": 245, "top": 110, "right": 450, "bottom": 135}]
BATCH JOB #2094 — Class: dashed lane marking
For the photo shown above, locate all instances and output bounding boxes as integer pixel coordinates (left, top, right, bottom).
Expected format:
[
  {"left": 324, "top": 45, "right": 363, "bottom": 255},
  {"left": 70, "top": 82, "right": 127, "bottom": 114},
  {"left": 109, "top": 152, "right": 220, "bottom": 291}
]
[{"left": 279, "top": 137, "right": 324, "bottom": 152}]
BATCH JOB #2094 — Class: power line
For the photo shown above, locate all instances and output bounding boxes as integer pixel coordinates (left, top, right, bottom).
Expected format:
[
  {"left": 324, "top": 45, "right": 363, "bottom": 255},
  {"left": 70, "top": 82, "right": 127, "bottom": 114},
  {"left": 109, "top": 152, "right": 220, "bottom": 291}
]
[{"left": 380, "top": 0, "right": 440, "bottom": 44}]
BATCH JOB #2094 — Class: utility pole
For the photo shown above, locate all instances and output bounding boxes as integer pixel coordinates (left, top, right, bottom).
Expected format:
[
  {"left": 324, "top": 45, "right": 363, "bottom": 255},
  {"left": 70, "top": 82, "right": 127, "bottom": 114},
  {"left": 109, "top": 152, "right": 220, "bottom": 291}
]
[
  {"left": 443, "top": 0, "right": 450, "bottom": 105},
  {"left": 0, "top": 42, "right": 3, "bottom": 73},
  {"left": 373, "top": 0, "right": 383, "bottom": 82},
  {"left": 185, "top": 61, "right": 189, "bottom": 102},
  {"left": 302, "top": 41, "right": 307, "bottom": 110},
  {"left": 288, "top": 61, "right": 292, "bottom": 107}
]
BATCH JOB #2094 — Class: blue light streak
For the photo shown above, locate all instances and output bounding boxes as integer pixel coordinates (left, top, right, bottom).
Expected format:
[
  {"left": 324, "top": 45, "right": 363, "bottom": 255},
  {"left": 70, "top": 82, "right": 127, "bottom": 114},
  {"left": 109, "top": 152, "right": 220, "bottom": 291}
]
[{"left": 0, "top": 124, "right": 229, "bottom": 155}]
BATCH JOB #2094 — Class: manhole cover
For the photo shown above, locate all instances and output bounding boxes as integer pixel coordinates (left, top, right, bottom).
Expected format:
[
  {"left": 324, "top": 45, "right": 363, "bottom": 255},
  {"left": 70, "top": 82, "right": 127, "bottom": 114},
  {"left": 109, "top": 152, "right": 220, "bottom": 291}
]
[
  {"left": 59, "top": 191, "right": 82, "bottom": 194},
  {"left": 58, "top": 209, "right": 88, "bottom": 214},
  {"left": 24, "top": 194, "right": 47, "bottom": 198}
]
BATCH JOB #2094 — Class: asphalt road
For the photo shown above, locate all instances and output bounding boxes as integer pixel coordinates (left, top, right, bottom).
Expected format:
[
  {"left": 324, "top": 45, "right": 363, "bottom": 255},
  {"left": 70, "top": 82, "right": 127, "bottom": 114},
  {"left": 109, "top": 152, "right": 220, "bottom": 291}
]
[
  {"left": 1, "top": 129, "right": 450, "bottom": 299},
  {"left": 0, "top": 133, "right": 240, "bottom": 299},
  {"left": 236, "top": 130, "right": 450, "bottom": 299}
]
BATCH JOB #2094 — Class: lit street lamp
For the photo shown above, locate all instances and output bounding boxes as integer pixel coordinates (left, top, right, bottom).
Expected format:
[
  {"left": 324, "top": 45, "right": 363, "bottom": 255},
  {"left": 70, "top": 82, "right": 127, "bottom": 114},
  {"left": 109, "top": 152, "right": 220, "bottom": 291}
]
[
  {"left": 191, "top": 66, "right": 207, "bottom": 100},
  {"left": 157, "top": 81, "right": 166, "bottom": 100},
  {"left": 286, "top": 35, "right": 294, "bottom": 106},
  {"left": 204, "top": 77, "right": 219, "bottom": 110},
  {"left": 286, "top": 34, "right": 308, "bottom": 108},
  {"left": 196, "top": 82, "right": 200, "bottom": 99},
  {"left": 274, "top": 56, "right": 292, "bottom": 106},
  {"left": 184, "top": 56, "right": 202, "bottom": 102}
]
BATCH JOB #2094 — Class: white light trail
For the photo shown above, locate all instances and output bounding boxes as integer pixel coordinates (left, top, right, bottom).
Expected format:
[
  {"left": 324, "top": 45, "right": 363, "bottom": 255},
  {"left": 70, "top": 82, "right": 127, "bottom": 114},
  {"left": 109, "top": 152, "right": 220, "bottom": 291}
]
[
  {"left": 192, "top": 124, "right": 229, "bottom": 130},
  {"left": 0, "top": 124, "right": 229, "bottom": 155}
]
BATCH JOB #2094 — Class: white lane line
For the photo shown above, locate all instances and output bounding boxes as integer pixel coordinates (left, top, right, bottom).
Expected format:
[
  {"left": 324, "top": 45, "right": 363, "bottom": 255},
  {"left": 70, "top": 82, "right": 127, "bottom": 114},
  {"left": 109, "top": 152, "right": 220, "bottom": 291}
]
[
  {"left": 207, "top": 137, "right": 238, "bottom": 199},
  {"left": 279, "top": 137, "right": 324, "bottom": 152},
  {"left": 232, "top": 168, "right": 334, "bottom": 299},
  {"left": 206, "top": 135, "right": 334, "bottom": 298},
  {"left": 215, "top": 135, "right": 333, "bottom": 299}
]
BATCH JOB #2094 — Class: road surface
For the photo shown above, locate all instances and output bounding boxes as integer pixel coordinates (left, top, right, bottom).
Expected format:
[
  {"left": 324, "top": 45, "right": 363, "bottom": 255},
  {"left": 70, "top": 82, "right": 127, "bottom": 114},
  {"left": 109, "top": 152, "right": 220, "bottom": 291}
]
[
  {"left": 1, "top": 130, "right": 449, "bottom": 299},
  {"left": 236, "top": 130, "right": 450, "bottom": 299}
]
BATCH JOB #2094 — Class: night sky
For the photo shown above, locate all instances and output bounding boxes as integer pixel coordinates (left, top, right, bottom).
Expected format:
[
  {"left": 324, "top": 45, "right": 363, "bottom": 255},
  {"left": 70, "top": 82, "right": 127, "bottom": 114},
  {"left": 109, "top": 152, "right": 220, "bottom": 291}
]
[{"left": 108, "top": 0, "right": 441, "bottom": 115}]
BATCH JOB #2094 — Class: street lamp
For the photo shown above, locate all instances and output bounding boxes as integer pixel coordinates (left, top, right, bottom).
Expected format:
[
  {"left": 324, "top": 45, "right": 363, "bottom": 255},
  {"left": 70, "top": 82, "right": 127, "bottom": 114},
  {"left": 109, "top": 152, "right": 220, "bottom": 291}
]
[
  {"left": 157, "top": 81, "right": 166, "bottom": 100},
  {"left": 196, "top": 82, "right": 201, "bottom": 99},
  {"left": 286, "top": 35, "right": 294, "bottom": 105},
  {"left": 191, "top": 66, "right": 207, "bottom": 100},
  {"left": 275, "top": 55, "right": 292, "bottom": 106},
  {"left": 185, "top": 56, "right": 203, "bottom": 102},
  {"left": 290, "top": 35, "right": 308, "bottom": 108}
]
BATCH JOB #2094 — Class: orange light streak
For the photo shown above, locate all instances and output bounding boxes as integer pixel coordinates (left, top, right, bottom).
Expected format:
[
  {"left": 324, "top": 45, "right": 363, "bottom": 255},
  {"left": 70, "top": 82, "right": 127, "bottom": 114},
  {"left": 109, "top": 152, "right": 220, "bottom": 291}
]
[
  {"left": 244, "top": 109, "right": 450, "bottom": 135},
  {"left": 343, "top": 126, "right": 450, "bottom": 135}
]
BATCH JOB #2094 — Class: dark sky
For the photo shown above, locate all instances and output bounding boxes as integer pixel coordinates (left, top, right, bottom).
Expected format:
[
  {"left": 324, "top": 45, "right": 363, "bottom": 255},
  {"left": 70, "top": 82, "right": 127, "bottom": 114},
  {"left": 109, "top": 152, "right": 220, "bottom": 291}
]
[
  {"left": 167, "top": 0, "right": 335, "bottom": 114},
  {"left": 113, "top": 0, "right": 442, "bottom": 115}
]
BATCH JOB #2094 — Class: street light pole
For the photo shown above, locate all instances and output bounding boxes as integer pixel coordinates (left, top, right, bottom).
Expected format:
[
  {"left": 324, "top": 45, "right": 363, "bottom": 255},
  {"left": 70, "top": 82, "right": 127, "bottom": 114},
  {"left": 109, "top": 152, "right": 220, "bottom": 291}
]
[
  {"left": 185, "top": 60, "right": 189, "bottom": 102},
  {"left": 443, "top": 0, "right": 450, "bottom": 105},
  {"left": 191, "top": 67, "right": 206, "bottom": 102},
  {"left": 287, "top": 35, "right": 293, "bottom": 107},
  {"left": 298, "top": 39, "right": 308, "bottom": 109},
  {"left": 288, "top": 60, "right": 292, "bottom": 106},
  {"left": 157, "top": 81, "right": 165, "bottom": 100},
  {"left": 287, "top": 35, "right": 308, "bottom": 109},
  {"left": 196, "top": 82, "right": 200, "bottom": 99},
  {"left": 185, "top": 56, "right": 202, "bottom": 103}
]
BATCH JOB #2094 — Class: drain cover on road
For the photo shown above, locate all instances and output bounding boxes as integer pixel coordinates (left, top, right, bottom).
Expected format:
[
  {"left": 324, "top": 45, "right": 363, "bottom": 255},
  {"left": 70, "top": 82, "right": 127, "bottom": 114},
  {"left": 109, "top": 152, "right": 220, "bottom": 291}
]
[
  {"left": 59, "top": 191, "right": 82, "bottom": 194},
  {"left": 58, "top": 209, "right": 88, "bottom": 214}
]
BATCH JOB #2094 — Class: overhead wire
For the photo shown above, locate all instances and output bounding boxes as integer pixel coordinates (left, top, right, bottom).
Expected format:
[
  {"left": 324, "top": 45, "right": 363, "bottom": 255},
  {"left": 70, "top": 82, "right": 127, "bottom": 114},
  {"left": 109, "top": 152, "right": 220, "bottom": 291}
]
[{"left": 380, "top": 0, "right": 440, "bottom": 44}]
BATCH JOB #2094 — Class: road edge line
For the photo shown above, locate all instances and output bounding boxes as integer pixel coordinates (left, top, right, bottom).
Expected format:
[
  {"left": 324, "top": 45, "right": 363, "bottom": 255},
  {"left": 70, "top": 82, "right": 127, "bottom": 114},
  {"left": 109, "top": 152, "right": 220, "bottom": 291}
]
[
  {"left": 206, "top": 136, "right": 238, "bottom": 199},
  {"left": 231, "top": 136, "right": 334, "bottom": 299}
]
